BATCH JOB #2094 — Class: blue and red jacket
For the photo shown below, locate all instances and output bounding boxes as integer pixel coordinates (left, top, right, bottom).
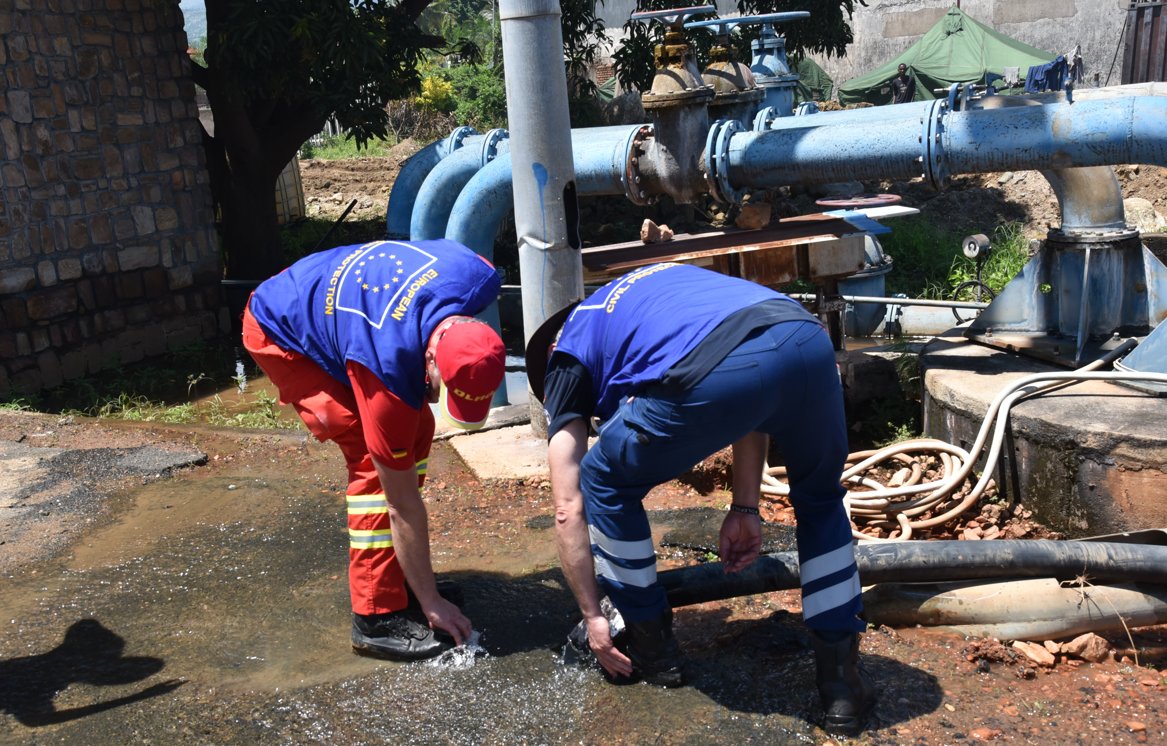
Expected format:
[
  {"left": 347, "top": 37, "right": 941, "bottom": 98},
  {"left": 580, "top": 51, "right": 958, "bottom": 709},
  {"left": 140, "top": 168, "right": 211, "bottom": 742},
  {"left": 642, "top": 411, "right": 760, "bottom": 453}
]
[{"left": 248, "top": 239, "right": 500, "bottom": 409}]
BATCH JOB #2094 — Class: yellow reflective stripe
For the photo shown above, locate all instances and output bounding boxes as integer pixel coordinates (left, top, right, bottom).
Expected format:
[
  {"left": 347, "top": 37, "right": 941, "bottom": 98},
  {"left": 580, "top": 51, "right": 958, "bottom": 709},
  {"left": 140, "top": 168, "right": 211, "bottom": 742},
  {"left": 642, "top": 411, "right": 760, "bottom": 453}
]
[
  {"left": 346, "top": 494, "right": 388, "bottom": 515},
  {"left": 387, "top": 448, "right": 409, "bottom": 460},
  {"left": 349, "top": 528, "right": 393, "bottom": 549},
  {"left": 416, "top": 457, "right": 428, "bottom": 476}
]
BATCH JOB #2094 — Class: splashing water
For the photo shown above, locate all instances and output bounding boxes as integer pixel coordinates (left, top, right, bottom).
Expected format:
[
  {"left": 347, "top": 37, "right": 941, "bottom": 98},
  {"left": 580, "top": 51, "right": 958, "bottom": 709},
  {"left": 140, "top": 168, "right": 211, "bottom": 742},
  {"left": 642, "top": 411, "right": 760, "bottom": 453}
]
[
  {"left": 234, "top": 359, "right": 248, "bottom": 393},
  {"left": 427, "top": 630, "right": 487, "bottom": 669}
]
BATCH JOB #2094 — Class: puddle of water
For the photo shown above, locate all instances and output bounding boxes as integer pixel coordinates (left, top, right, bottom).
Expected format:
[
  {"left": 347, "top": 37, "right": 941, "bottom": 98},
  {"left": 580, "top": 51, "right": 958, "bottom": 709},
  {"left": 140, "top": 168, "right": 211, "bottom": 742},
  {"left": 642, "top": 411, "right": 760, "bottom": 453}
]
[{"left": 0, "top": 433, "right": 847, "bottom": 744}]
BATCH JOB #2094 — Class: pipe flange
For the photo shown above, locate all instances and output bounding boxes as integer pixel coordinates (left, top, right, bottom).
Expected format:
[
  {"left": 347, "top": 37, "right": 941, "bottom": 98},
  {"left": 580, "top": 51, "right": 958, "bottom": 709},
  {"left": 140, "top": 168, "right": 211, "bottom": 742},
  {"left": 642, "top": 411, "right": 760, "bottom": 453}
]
[
  {"left": 1046, "top": 227, "right": 1142, "bottom": 245},
  {"left": 480, "top": 128, "right": 509, "bottom": 165},
  {"left": 642, "top": 85, "right": 715, "bottom": 110},
  {"left": 945, "top": 83, "right": 961, "bottom": 112},
  {"left": 704, "top": 118, "right": 745, "bottom": 205},
  {"left": 445, "top": 125, "right": 478, "bottom": 153},
  {"left": 752, "top": 105, "right": 776, "bottom": 131},
  {"left": 923, "top": 99, "right": 950, "bottom": 190},
  {"left": 623, "top": 124, "right": 656, "bottom": 206}
]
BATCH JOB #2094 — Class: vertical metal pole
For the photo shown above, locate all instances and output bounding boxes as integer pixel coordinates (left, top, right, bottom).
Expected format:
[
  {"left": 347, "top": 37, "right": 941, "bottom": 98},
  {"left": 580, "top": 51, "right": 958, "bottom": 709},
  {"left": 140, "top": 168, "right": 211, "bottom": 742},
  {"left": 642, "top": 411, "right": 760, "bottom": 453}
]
[{"left": 499, "top": 0, "right": 583, "bottom": 437}]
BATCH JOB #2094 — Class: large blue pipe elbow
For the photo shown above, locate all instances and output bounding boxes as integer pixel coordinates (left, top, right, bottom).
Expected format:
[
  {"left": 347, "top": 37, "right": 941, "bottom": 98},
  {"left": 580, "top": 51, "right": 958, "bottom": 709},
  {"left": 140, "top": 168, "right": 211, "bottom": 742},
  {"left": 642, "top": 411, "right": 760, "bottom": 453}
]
[
  {"left": 445, "top": 125, "right": 639, "bottom": 261},
  {"left": 410, "top": 132, "right": 511, "bottom": 241},
  {"left": 385, "top": 127, "right": 481, "bottom": 239}
]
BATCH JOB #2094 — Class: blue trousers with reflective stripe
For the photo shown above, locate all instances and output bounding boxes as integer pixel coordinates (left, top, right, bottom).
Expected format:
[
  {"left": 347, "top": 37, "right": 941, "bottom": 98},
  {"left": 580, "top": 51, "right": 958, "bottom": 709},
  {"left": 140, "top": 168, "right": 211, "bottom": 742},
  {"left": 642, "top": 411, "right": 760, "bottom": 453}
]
[{"left": 579, "top": 320, "right": 863, "bottom": 631}]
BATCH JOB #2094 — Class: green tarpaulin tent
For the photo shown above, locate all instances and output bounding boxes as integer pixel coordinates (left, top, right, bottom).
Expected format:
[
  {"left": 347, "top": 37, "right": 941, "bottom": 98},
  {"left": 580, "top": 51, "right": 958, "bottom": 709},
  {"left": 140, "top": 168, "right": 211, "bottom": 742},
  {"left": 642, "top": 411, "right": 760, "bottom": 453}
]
[
  {"left": 794, "top": 57, "right": 835, "bottom": 104},
  {"left": 837, "top": 5, "right": 1055, "bottom": 106}
]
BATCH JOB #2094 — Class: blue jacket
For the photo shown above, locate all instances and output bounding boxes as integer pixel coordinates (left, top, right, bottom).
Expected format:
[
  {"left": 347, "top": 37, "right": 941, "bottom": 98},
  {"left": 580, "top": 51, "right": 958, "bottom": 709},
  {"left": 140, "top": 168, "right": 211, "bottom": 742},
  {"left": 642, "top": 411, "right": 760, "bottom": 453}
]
[
  {"left": 554, "top": 263, "right": 799, "bottom": 420},
  {"left": 248, "top": 239, "right": 500, "bottom": 409}
]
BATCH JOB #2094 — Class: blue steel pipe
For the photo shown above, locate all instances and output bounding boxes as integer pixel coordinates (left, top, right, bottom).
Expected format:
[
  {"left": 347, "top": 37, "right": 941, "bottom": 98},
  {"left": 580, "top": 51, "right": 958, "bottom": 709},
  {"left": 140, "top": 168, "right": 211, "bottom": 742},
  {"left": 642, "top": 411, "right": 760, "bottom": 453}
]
[
  {"left": 939, "top": 96, "right": 1167, "bottom": 179},
  {"left": 410, "top": 130, "right": 510, "bottom": 240},
  {"left": 766, "top": 99, "right": 936, "bottom": 131},
  {"left": 725, "top": 96, "right": 1167, "bottom": 194},
  {"left": 445, "top": 125, "right": 638, "bottom": 262},
  {"left": 385, "top": 126, "right": 478, "bottom": 239},
  {"left": 442, "top": 125, "right": 637, "bottom": 408}
]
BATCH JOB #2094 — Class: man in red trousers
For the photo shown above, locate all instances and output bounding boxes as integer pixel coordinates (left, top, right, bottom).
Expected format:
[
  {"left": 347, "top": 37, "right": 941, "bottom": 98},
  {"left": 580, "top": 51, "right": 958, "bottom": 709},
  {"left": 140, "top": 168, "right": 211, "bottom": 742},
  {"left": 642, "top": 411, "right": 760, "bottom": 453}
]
[{"left": 243, "top": 238, "right": 505, "bottom": 660}]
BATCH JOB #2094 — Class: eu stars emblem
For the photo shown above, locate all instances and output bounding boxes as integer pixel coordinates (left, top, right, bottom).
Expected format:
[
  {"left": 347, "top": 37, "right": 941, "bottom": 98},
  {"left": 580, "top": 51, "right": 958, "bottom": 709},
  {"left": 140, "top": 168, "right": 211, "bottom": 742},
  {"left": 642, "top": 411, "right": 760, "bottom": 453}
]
[{"left": 335, "top": 241, "right": 438, "bottom": 328}]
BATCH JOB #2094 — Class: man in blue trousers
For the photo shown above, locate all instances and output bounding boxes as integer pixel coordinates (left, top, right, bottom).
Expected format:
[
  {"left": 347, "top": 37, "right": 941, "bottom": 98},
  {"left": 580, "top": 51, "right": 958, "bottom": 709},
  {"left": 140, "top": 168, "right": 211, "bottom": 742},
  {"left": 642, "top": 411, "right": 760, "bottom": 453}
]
[{"left": 525, "top": 262, "right": 873, "bottom": 736}]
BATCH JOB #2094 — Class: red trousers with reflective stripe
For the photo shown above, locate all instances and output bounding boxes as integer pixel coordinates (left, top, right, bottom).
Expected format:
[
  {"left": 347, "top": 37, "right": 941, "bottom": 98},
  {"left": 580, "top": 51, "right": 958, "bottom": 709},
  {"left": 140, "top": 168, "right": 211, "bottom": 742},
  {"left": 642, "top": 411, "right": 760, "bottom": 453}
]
[{"left": 242, "top": 307, "right": 433, "bottom": 615}]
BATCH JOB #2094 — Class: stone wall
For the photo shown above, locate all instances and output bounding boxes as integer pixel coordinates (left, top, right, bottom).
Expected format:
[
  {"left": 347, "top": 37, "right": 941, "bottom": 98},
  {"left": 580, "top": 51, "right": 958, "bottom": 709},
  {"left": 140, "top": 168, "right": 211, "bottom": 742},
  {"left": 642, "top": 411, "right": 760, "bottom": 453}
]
[{"left": 0, "top": 0, "right": 222, "bottom": 396}]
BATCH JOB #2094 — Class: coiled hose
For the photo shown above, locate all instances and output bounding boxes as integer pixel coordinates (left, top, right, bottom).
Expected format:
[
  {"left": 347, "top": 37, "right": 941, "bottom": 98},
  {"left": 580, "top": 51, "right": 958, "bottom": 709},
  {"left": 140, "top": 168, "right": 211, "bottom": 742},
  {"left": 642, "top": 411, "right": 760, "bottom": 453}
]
[{"left": 760, "top": 339, "right": 1167, "bottom": 541}]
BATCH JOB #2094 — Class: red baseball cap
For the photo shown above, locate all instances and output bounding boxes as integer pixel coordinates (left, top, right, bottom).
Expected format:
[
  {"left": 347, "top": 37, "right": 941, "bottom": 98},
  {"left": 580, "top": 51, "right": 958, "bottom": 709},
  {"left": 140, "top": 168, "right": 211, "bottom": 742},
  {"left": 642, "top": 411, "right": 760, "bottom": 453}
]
[{"left": 435, "top": 321, "right": 506, "bottom": 430}]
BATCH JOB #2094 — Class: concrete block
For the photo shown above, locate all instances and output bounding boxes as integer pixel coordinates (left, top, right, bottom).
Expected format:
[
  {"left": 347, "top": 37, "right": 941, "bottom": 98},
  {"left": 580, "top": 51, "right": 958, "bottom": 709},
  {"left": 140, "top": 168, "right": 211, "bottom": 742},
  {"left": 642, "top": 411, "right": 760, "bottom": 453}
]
[{"left": 446, "top": 421, "right": 549, "bottom": 481}]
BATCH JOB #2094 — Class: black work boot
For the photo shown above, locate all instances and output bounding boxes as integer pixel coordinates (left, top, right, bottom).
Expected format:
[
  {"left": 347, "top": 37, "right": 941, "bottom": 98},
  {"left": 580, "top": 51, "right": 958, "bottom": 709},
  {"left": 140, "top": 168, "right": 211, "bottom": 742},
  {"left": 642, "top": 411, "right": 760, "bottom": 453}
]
[
  {"left": 353, "top": 580, "right": 463, "bottom": 661},
  {"left": 811, "top": 631, "right": 875, "bottom": 736},
  {"left": 623, "top": 609, "right": 685, "bottom": 688},
  {"left": 351, "top": 608, "right": 455, "bottom": 661}
]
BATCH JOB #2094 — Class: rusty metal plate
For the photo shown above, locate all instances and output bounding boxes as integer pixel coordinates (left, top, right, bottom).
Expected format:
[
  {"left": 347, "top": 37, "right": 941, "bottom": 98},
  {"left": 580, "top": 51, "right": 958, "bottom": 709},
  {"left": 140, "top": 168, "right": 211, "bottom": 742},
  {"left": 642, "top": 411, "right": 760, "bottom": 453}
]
[{"left": 581, "top": 213, "right": 869, "bottom": 285}]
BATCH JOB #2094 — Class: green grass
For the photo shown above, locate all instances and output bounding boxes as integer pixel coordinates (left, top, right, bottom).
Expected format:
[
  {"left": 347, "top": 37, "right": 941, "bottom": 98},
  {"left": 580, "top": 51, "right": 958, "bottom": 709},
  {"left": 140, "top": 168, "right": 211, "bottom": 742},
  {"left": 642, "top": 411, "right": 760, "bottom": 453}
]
[
  {"left": 880, "top": 215, "right": 966, "bottom": 299},
  {"left": 299, "top": 135, "right": 397, "bottom": 160},
  {"left": 881, "top": 218, "right": 1029, "bottom": 299},
  {"left": 945, "top": 222, "right": 1030, "bottom": 296},
  {"left": 1, "top": 340, "right": 301, "bottom": 431}
]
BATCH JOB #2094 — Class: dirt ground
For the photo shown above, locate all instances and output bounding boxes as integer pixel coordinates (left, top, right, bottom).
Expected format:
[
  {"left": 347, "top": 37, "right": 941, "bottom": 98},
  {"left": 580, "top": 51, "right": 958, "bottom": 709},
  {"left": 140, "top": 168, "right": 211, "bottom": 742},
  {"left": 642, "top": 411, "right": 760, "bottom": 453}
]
[
  {"left": 300, "top": 139, "right": 424, "bottom": 222},
  {"left": 2, "top": 410, "right": 1164, "bottom": 744}
]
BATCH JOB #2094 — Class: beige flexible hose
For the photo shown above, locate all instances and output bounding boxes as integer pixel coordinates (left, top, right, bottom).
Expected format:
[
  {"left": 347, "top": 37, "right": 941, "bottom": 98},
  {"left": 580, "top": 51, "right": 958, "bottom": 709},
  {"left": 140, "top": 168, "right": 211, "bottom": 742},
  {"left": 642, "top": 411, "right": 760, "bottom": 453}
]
[{"left": 761, "top": 340, "right": 1167, "bottom": 542}]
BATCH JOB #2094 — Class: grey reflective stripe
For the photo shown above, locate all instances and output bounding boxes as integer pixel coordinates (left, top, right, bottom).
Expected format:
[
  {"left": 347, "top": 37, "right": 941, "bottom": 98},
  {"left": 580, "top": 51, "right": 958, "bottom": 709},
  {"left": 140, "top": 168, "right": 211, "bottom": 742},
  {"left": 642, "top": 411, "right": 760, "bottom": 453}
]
[
  {"left": 347, "top": 498, "right": 388, "bottom": 510},
  {"left": 593, "top": 553, "right": 657, "bottom": 588},
  {"left": 349, "top": 531, "right": 393, "bottom": 547},
  {"left": 588, "top": 525, "right": 655, "bottom": 562},
  {"left": 799, "top": 543, "right": 856, "bottom": 585},
  {"left": 802, "top": 571, "right": 861, "bottom": 619}
]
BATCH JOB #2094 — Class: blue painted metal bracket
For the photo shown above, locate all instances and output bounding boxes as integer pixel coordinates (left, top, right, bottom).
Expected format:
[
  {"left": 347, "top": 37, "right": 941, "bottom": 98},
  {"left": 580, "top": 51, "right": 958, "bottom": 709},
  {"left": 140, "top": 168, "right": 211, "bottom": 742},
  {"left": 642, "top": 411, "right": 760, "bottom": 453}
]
[{"left": 823, "top": 210, "right": 893, "bottom": 236}]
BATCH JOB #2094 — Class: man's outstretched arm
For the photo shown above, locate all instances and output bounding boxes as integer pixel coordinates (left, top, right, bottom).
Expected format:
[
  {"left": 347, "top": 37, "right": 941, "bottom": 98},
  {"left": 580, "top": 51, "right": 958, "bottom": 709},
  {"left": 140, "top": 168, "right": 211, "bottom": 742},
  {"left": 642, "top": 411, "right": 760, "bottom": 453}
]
[
  {"left": 720, "top": 432, "right": 766, "bottom": 573},
  {"left": 548, "top": 418, "right": 633, "bottom": 677}
]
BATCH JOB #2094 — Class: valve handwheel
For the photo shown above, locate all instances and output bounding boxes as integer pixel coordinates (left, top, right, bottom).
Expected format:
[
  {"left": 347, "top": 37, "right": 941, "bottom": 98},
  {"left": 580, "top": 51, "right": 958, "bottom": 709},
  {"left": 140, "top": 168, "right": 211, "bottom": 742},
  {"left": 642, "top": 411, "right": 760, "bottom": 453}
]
[
  {"left": 630, "top": 5, "right": 717, "bottom": 30},
  {"left": 814, "top": 194, "right": 903, "bottom": 208}
]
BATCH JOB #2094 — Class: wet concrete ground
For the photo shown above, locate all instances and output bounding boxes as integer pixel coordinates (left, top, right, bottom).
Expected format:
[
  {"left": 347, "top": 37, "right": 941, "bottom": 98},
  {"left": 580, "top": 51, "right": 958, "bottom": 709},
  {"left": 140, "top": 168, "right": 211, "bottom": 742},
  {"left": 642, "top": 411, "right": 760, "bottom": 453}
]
[{"left": 1, "top": 409, "right": 1164, "bottom": 744}]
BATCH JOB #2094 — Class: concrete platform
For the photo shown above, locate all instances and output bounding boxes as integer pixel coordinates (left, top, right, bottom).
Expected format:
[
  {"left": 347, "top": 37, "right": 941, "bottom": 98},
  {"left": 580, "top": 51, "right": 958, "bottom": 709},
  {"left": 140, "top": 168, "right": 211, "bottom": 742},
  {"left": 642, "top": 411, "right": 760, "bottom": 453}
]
[
  {"left": 921, "top": 333, "right": 1167, "bottom": 536},
  {"left": 446, "top": 420, "right": 550, "bottom": 481}
]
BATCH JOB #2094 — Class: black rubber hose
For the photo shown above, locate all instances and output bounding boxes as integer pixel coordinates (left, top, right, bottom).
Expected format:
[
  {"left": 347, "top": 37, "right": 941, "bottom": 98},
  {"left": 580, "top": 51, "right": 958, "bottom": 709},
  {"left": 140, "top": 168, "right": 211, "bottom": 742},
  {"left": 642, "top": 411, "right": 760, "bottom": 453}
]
[{"left": 660, "top": 540, "right": 1167, "bottom": 608}]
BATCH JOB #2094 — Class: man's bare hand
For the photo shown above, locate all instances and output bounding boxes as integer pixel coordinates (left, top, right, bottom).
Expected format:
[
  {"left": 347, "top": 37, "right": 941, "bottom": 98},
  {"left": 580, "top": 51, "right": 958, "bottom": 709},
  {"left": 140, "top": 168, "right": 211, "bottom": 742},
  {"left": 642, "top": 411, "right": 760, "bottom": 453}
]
[
  {"left": 719, "top": 511, "right": 762, "bottom": 573},
  {"left": 423, "top": 597, "right": 472, "bottom": 646},
  {"left": 586, "top": 615, "right": 633, "bottom": 678}
]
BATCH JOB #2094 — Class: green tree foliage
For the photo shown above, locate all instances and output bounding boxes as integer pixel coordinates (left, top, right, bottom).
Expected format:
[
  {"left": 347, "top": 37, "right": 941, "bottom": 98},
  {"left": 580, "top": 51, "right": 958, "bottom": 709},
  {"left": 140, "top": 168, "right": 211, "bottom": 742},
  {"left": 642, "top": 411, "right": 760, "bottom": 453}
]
[
  {"left": 191, "top": 0, "right": 444, "bottom": 279},
  {"left": 421, "top": 0, "right": 607, "bottom": 128},
  {"left": 419, "top": 0, "right": 493, "bottom": 64},
  {"left": 194, "top": 0, "right": 609, "bottom": 278},
  {"left": 614, "top": 0, "right": 860, "bottom": 92},
  {"left": 445, "top": 64, "right": 508, "bottom": 130}
]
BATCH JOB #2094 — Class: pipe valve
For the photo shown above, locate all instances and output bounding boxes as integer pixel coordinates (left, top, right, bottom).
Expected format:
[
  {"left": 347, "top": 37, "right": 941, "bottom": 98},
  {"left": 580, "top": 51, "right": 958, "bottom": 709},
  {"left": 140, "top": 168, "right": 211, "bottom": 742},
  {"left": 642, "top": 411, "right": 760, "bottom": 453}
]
[{"left": 630, "top": 5, "right": 716, "bottom": 108}]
